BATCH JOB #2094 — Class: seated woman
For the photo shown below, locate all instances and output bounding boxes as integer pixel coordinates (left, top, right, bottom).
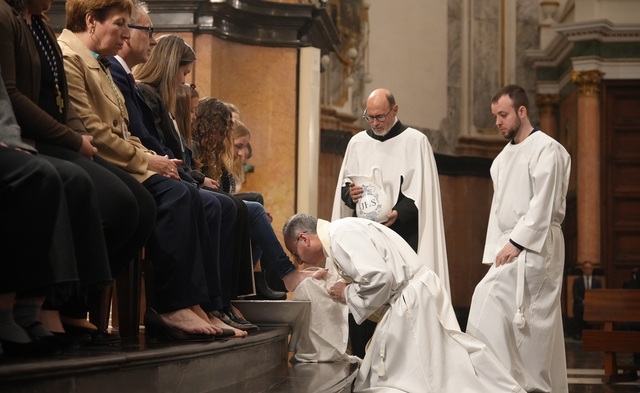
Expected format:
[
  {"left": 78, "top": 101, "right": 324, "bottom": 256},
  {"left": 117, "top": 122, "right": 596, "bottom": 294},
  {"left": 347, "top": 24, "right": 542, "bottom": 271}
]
[
  {"left": 0, "top": 0, "right": 156, "bottom": 344},
  {"left": 177, "top": 86, "right": 285, "bottom": 300},
  {"left": 192, "top": 98, "right": 301, "bottom": 299},
  {"left": 112, "top": 31, "right": 251, "bottom": 336},
  {"left": 0, "top": 68, "right": 78, "bottom": 356},
  {"left": 57, "top": 0, "right": 223, "bottom": 340}
]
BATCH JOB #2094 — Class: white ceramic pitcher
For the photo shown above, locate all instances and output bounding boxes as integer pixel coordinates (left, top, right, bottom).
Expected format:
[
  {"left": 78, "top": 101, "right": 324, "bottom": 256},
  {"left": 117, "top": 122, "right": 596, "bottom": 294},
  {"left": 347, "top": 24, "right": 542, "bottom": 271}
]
[{"left": 345, "top": 166, "right": 392, "bottom": 223}]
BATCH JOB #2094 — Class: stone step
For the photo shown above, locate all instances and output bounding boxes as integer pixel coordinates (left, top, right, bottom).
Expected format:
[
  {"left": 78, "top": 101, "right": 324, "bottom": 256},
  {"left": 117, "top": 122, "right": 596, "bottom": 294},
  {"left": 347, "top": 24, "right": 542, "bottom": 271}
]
[{"left": 0, "top": 326, "right": 356, "bottom": 393}]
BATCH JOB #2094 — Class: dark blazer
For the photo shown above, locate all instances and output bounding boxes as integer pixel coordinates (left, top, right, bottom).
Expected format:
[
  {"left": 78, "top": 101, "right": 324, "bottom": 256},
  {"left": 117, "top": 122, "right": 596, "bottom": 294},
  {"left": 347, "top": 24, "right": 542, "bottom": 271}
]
[
  {"left": 0, "top": 2, "right": 84, "bottom": 150},
  {"left": 573, "top": 274, "right": 603, "bottom": 305},
  {"left": 136, "top": 82, "right": 184, "bottom": 162},
  {"left": 107, "top": 57, "right": 199, "bottom": 185},
  {"left": 107, "top": 57, "right": 172, "bottom": 157}
]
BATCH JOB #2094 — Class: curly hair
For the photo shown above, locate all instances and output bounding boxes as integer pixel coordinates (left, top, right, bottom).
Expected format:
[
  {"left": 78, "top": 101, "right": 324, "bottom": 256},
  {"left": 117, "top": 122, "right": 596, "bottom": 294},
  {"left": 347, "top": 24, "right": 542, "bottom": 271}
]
[{"left": 191, "top": 97, "right": 232, "bottom": 181}]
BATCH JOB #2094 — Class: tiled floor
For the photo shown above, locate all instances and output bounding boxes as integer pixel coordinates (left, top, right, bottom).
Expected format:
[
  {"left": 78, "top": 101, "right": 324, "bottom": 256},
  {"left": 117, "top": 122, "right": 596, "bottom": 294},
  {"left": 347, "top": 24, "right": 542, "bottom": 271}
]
[{"left": 565, "top": 336, "right": 640, "bottom": 393}]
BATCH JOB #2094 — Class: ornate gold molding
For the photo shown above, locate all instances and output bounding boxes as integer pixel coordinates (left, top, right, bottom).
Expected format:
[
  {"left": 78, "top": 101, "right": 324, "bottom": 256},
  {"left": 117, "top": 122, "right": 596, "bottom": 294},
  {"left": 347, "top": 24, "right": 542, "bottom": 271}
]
[
  {"left": 571, "top": 70, "right": 604, "bottom": 96},
  {"left": 536, "top": 94, "right": 559, "bottom": 116}
]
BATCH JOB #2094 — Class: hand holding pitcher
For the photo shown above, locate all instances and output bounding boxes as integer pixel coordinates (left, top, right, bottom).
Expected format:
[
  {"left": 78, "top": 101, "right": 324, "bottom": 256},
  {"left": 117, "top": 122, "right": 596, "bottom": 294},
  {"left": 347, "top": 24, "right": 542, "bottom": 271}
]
[{"left": 344, "top": 166, "right": 392, "bottom": 224}]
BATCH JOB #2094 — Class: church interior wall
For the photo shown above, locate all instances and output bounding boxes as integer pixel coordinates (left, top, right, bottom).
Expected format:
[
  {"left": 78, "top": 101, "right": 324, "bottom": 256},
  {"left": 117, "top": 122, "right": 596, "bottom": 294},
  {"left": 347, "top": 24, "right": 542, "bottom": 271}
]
[
  {"left": 44, "top": 0, "right": 640, "bottom": 313},
  {"left": 574, "top": 0, "right": 640, "bottom": 24},
  {"left": 362, "top": 0, "right": 449, "bottom": 134},
  {"left": 196, "top": 36, "right": 300, "bottom": 242}
]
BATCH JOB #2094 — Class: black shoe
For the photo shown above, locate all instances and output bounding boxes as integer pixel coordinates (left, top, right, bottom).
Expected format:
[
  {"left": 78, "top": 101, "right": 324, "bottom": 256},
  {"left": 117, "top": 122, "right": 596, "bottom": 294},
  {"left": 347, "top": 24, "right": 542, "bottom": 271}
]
[
  {"left": 89, "top": 331, "right": 121, "bottom": 345},
  {"left": 246, "top": 271, "right": 287, "bottom": 300},
  {"left": 62, "top": 322, "right": 121, "bottom": 345},
  {"left": 41, "top": 332, "right": 92, "bottom": 350},
  {"left": 215, "top": 328, "right": 237, "bottom": 338},
  {"left": 21, "top": 321, "right": 75, "bottom": 352},
  {"left": 144, "top": 308, "right": 216, "bottom": 342},
  {"left": 209, "top": 310, "right": 258, "bottom": 332},
  {"left": 226, "top": 308, "right": 259, "bottom": 331}
]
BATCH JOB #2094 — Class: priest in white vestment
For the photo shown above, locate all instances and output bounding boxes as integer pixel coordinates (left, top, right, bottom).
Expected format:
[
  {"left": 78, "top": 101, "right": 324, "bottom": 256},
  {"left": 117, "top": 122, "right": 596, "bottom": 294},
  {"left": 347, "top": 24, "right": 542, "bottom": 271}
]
[
  {"left": 466, "top": 85, "right": 571, "bottom": 393},
  {"left": 331, "top": 88, "right": 450, "bottom": 292},
  {"left": 283, "top": 214, "right": 524, "bottom": 393}
]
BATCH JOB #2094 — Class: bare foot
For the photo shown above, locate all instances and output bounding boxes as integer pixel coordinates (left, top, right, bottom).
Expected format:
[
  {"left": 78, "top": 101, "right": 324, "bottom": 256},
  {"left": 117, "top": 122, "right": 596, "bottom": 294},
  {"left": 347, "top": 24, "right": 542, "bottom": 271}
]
[
  {"left": 161, "top": 308, "right": 217, "bottom": 335},
  {"left": 41, "top": 310, "right": 65, "bottom": 333},
  {"left": 60, "top": 315, "right": 98, "bottom": 331},
  {"left": 208, "top": 314, "right": 247, "bottom": 338},
  {"left": 190, "top": 305, "right": 222, "bottom": 335}
]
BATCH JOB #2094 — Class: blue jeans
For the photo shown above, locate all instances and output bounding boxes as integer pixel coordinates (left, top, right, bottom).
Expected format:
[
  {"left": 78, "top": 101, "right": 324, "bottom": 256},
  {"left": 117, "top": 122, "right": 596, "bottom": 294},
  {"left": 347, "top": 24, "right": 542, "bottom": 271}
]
[{"left": 244, "top": 201, "right": 296, "bottom": 280}]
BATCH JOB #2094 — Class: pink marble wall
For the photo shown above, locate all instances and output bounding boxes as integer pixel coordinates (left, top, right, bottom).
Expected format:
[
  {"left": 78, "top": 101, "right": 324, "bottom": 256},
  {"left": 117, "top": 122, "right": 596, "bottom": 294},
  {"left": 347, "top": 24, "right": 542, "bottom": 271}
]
[{"left": 193, "top": 34, "right": 299, "bottom": 244}]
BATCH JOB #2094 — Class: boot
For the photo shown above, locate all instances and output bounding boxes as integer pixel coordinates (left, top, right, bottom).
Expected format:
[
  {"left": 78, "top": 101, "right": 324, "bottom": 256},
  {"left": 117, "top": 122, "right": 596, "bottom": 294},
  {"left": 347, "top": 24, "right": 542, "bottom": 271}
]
[{"left": 249, "top": 271, "right": 287, "bottom": 300}]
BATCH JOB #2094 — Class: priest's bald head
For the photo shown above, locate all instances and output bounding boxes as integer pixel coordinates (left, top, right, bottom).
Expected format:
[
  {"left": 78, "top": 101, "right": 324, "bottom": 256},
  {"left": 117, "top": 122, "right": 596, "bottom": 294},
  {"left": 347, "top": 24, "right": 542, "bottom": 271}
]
[{"left": 364, "top": 88, "right": 398, "bottom": 136}]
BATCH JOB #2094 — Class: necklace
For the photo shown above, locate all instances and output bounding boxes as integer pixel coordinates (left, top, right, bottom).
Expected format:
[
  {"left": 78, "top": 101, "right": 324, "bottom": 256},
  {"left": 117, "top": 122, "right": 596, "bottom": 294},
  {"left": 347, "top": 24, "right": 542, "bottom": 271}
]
[
  {"left": 98, "top": 59, "right": 129, "bottom": 140},
  {"left": 27, "top": 16, "right": 64, "bottom": 113}
]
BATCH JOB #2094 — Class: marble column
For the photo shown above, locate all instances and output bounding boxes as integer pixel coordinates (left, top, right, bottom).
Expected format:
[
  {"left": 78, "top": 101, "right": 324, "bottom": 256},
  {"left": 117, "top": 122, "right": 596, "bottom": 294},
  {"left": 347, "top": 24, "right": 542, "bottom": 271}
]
[
  {"left": 571, "top": 70, "right": 604, "bottom": 266},
  {"left": 536, "top": 93, "right": 559, "bottom": 139}
]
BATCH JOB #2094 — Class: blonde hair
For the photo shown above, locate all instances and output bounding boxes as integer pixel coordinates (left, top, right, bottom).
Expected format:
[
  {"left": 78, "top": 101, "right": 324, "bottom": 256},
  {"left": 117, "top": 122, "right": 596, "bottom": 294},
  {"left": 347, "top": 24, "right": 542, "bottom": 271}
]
[
  {"left": 65, "top": 0, "right": 134, "bottom": 32},
  {"left": 175, "top": 84, "right": 193, "bottom": 148},
  {"left": 231, "top": 121, "right": 251, "bottom": 184},
  {"left": 133, "top": 35, "right": 195, "bottom": 114}
]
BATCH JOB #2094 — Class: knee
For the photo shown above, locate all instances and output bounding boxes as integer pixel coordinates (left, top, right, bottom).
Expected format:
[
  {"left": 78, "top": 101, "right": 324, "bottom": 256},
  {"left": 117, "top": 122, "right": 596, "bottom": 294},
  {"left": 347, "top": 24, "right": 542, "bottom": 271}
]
[
  {"left": 246, "top": 201, "right": 268, "bottom": 224},
  {"left": 200, "top": 190, "right": 222, "bottom": 215},
  {"left": 57, "top": 162, "right": 96, "bottom": 199},
  {"left": 218, "top": 194, "right": 238, "bottom": 221}
]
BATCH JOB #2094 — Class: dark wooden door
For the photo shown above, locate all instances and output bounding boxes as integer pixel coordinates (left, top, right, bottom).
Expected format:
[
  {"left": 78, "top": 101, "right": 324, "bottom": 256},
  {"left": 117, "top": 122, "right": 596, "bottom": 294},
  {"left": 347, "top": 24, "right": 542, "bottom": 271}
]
[{"left": 601, "top": 80, "right": 640, "bottom": 287}]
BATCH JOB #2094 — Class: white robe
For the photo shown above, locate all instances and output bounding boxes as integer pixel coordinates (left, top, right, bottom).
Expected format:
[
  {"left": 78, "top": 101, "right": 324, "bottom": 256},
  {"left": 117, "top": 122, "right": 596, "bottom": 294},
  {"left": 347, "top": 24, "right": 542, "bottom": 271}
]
[
  {"left": 331, "top": 125, "right": 450, "bottom": 292},
  {"left": 466, "top": 131, "right": 571, "bottom": 393},
  {"left": 289, "top": 269, "right": 351, "bottom": 363},
  {"left": 318, "top": 218, "right": 524, "bottom": 393}
]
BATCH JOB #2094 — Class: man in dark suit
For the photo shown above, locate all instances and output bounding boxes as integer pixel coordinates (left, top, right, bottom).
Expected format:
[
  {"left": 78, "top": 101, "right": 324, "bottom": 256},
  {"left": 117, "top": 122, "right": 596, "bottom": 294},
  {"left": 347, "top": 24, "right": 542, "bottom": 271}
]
[{"left": 572, "top": 261, "right": 602, "bottom": 339}]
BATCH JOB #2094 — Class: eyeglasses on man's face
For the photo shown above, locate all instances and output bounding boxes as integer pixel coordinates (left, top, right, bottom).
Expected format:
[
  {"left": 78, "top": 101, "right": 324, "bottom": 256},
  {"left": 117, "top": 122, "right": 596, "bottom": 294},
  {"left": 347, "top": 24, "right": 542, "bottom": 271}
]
[
  {"left": 362, "top": 107, "right": 394, "bottom": 123},
  {"left": 128, "top": 24, "right": 154, "bottom": 39},
  {"left": 290, "top": 233, "right": 306, "bottom": 262}
]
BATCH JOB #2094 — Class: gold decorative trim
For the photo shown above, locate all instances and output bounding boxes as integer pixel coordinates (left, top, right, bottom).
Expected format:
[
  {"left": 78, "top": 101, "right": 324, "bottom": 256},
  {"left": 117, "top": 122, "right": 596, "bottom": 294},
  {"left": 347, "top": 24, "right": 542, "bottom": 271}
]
[
  {"left": 500, "top": 0, "right": 505, "bottom": 87},
  {"left": 571, "top": 70, "right": 604, "bottom": 96},
  {"left": 536, "top": 93, "right": 559, "bottom": 116}
]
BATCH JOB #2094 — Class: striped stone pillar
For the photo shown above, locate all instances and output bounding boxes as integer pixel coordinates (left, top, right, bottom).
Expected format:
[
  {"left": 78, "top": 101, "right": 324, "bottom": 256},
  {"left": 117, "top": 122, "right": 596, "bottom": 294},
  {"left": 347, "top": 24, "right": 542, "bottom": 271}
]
[{"left": 571, "top": 70, "right": 604, "bottom": 265}]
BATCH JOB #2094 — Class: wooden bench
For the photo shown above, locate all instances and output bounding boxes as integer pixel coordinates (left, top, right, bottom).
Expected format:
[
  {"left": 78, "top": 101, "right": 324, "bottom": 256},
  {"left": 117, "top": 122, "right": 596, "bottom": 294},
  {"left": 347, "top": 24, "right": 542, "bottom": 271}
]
[
  {"left": 582, "top": 289, "right": 640, "bottom": 383},
  {"left": 565, "top": 274, "right": 606, "bottom": 318}
]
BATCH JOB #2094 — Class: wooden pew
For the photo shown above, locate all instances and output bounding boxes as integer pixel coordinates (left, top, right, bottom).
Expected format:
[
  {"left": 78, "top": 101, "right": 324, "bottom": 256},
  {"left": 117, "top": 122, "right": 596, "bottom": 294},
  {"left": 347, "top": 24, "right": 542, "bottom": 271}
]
[{"left": 582, "top": 289, "right": 640, "bottom": 383}]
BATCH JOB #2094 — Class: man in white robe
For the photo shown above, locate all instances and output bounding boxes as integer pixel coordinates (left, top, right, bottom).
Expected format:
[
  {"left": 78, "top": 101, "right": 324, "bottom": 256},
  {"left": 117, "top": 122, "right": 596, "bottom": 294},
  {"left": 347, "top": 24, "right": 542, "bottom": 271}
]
[
  {"left": 466, "top": 85, "right": 571, "bottom": 393},
  {"left": 331, "top": 88, "right": 449, "bottom": 289},
  {"left": 283, "top": 214, "right": 524, "bottom": 393},
  {"left": 331, "top": 88, "right": 450, "bottom": 357}
]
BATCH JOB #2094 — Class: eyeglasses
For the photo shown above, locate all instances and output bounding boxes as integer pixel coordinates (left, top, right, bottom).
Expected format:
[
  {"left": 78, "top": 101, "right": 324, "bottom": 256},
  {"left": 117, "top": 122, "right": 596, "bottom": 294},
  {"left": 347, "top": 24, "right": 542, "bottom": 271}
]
[
  {"left": 128, "top": 24, "right": 155, "bottom": 39},
  {"left": 362, "top": 107, "right": 394, "bottom": 123}
]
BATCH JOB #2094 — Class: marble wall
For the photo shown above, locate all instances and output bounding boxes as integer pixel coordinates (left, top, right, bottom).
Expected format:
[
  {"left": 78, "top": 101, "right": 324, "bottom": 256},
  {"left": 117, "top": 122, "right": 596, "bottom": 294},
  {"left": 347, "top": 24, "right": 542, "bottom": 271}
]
[
  {"left": 193, "top": 35, "right": 301, "bottom": 238},
  {"left": 336, "top": 0, "right": 543, "bottom": 155},
  {"left": 471, "top": 0, "right": 501, "bottom": 134},
  {"left": 363, "top": 0, "right": 449, "bottom": 137}
]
